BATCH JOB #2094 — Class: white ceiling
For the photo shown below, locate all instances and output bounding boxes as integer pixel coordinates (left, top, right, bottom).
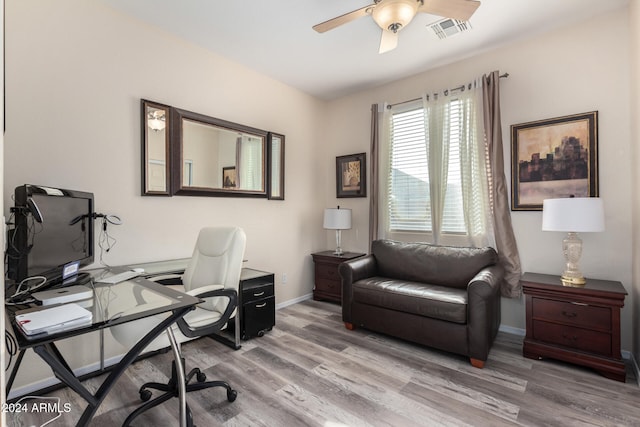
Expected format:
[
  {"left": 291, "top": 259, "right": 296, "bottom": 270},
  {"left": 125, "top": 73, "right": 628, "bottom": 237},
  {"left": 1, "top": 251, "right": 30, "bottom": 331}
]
[{"left": 101, "top": 0, "right": 628, "bottom": 100}]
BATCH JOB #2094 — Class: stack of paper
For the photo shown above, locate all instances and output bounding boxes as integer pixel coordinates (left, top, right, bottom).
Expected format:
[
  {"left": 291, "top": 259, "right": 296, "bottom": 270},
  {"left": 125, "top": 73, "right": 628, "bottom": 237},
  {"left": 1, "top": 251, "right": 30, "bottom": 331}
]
[{"left": 15, "top": 303, "right": 93, "bottom": 337}]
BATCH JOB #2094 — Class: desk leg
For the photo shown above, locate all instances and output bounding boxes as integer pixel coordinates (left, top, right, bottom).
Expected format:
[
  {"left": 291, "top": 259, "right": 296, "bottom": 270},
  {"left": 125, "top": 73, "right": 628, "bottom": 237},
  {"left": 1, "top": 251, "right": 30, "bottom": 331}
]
[
  {"left": 5, "top": 349, "right": 26, "bottom": 399},
  {"left": 166, "top": 328, "right": 187, "bottom": 427}
]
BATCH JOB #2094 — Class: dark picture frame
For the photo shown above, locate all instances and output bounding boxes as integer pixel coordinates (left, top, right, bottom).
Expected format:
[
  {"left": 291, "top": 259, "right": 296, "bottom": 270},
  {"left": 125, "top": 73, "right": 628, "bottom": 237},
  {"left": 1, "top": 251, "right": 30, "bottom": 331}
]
[
  {"left": 222, "top": 166, "right": 237, "bottom": 189},
  {"left": 511, "top": 111, "right": 598, "bottom": 211},
  {"left": 336, "top": 153, "right": 366, "bottom": 198}
]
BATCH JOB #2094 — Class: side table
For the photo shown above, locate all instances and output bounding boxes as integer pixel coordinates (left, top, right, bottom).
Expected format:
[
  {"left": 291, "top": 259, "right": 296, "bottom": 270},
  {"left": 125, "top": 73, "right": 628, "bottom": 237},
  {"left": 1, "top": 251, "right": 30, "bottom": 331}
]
[
  {"left": 311, "top": 251, "right": 365, "bottom": 303},
  {"left": 521, "top": 272, "right": 627, "bottom": 382}
]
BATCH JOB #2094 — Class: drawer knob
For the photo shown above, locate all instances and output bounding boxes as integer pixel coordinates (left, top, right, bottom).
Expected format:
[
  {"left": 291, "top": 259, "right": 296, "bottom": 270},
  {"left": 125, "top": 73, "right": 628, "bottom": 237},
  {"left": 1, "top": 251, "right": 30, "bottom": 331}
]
[
  {"left": 562, "top": 311, "right": 577, "bottom": 318},
  {"left": 253, "top": 291, "right": 265, "bottom": 297}
]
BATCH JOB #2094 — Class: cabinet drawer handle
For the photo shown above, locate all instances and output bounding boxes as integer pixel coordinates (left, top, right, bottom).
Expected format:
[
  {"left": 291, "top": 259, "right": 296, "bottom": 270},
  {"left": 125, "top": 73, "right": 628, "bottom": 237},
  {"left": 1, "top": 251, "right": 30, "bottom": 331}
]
[
  {"left": 255, "top": 303, "right": 267, "bottom": 308},
  {"left": 562, "top": 311, "right": 577, "bottom": 318},
  {"left": 253, "top": 291, "right": 265, "bottom": 297}
]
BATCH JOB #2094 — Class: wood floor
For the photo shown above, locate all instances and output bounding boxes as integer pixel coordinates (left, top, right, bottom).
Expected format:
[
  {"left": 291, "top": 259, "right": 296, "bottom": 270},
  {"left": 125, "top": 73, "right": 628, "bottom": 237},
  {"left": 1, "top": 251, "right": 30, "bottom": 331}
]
[{"left": 9, "top": 300, "right": 640, "bottom": 426}]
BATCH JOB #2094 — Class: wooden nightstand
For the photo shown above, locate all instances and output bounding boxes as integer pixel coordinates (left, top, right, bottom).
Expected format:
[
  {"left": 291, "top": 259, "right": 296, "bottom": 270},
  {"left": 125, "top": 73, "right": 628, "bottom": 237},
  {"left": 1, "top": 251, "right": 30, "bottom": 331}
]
[
  {"left": 311, "top": 251, "right": 365, "bottom": 303},
  {"left": 521, "top": 272, "right": 627, "bottom": 382}
]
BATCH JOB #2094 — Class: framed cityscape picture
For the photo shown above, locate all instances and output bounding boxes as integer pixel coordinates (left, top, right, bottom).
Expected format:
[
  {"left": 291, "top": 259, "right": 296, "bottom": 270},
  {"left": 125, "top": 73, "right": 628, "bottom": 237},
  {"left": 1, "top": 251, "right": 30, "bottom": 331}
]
[{"left": 511, "top": 111, "right": 598, "bottom": 211}]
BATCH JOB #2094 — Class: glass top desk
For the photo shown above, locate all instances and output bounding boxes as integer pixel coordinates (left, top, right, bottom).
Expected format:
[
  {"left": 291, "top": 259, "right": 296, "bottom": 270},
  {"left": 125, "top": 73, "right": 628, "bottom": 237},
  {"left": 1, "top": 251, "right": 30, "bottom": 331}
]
[{"left": 6, "top": 269, "right": 201, "bottom": 426}]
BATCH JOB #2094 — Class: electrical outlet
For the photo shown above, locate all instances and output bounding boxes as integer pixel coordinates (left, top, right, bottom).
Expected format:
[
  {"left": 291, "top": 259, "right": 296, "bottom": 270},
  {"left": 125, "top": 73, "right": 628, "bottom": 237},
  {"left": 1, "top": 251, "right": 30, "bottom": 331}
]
[{"left": 282, "top": 273, "right": 287, "bottom": 284}]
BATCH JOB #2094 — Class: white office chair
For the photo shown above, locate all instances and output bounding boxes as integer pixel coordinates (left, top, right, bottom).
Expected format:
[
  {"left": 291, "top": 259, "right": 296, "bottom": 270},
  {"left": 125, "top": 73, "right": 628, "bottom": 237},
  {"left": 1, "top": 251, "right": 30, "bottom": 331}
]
[{"left": 110, "top": 226, "right": 246, "bottom": 426}]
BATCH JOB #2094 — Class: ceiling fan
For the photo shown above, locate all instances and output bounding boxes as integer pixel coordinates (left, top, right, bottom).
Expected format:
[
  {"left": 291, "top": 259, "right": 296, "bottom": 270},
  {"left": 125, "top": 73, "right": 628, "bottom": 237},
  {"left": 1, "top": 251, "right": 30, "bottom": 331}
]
[{"left": 313, "top": 0, "right": 480, "bottom": 54}]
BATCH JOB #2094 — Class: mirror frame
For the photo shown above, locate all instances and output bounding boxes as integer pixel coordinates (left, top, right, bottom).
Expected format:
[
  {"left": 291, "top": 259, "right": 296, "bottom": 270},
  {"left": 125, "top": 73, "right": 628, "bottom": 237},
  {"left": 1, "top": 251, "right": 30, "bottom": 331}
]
[
  {"left": 267, "top": 132, "right": 285, "bottom": 200},
  {"left": 141, "top": 99, "right": 171, "bottom": 196},
  {"left": 170, "top": 107, "right": 269, "bottom": 198}
]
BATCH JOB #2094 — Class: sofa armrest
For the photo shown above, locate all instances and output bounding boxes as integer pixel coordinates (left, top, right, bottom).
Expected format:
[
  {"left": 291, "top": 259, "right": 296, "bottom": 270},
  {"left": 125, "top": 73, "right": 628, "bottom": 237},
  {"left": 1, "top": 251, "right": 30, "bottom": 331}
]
[
  {"left": 339, "top": 255, "right": 377, "bottom": 323},
  {"left": 467, "top": 264, "right": 504, "bottom": 362}
]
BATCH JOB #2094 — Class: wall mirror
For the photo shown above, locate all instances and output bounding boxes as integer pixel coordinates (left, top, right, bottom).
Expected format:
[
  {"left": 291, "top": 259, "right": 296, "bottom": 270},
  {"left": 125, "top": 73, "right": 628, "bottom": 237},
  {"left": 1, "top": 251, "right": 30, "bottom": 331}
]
[
  {"left": 171, "top": 108, "right": 268, "bottom": 197},
  {"left": 268, "top": 132, "right": 285, "bottom": 200},
  {"left": 142, "top": 100, "right": 171, "bottom": 195}
]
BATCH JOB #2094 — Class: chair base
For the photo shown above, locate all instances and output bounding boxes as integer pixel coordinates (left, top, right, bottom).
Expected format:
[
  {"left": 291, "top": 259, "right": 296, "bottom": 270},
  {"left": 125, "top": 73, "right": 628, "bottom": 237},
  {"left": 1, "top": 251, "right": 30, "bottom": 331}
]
[{"left": 123, "top": 358, "right": 237, "bottom": 427}]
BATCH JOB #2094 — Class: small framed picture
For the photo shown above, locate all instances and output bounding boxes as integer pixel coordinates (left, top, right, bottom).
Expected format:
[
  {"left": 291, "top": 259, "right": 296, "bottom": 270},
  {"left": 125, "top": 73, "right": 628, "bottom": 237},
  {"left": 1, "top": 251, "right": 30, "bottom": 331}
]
[
  {"left": 336, "top": 153, "right": 366, "bottom": 198},
  {"left": 511, "top": 111, "right": 598, "bottom": 210},
  {"left": 222, "top": 166, "right": 237, "bottom": 189}
]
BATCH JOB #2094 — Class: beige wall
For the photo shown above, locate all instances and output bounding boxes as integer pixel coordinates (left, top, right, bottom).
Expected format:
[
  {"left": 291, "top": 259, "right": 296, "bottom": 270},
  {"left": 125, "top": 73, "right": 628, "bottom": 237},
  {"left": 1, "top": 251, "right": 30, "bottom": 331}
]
[
  {"left": 324, "top": 8, "right": 635, "bottom": 351},
  {"left": 4, "top": 0, "right": 326, "bottom": 391},
  {"left": 630, "top": 0, "right": 640, "bottom": 368}
]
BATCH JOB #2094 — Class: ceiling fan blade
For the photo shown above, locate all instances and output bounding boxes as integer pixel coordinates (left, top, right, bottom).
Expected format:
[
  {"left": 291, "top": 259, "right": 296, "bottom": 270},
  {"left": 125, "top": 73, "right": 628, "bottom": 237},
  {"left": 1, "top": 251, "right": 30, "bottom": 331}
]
[
  {"left": 379, "top": 30, "right": 398, "bottom": 54},
  {"left": 313, "top": 4, "right": 375, "bottom": 33},
  {"left": 419, "top": 0, "right": 480, "bottom": 21}
]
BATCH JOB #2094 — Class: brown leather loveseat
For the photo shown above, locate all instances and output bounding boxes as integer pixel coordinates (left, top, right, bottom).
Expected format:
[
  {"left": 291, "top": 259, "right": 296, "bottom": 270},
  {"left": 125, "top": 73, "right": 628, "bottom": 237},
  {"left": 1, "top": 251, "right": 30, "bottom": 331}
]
[{"left": 339, "top": 239, "right": 504, "bottom": 368}]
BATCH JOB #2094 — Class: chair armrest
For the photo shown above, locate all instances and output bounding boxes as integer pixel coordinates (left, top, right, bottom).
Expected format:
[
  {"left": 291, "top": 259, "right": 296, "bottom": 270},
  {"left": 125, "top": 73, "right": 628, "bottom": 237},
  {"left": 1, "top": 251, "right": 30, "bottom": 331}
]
[
  {"left": 184, "top": 284, "right": 224, "bottom": 298},
  {"left": 176, "top": 288, "right": 237, "bottom": 339},
  {"left": 467, "top": 264, "right": 504, "bottom": 361},
  {"left": 339, "top": 255, "right": 377, "bottom": 323}
]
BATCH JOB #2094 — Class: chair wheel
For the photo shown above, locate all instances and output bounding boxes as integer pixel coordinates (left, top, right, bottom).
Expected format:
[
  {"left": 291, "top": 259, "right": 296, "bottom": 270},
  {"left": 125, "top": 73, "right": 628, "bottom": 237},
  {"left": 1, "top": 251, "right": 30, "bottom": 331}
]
[
  {"left": 140, "top": 389, "right": 152, "bottom": 402},
  {"left": 227, "top": 389, "right": 237, "bottom": 402},
  {"left": 197, "top": 372, "right": 207, "bottom": 382}
]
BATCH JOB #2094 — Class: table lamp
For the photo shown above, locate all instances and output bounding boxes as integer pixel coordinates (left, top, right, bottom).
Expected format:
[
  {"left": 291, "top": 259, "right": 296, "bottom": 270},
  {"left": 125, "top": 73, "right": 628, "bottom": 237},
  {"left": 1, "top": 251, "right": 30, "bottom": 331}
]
[
  {"left": 323, "top": 206, "right": 352, "bottom": 255},
  {"left": 542, "top": 197, "right": 605, "bottom": 286}
]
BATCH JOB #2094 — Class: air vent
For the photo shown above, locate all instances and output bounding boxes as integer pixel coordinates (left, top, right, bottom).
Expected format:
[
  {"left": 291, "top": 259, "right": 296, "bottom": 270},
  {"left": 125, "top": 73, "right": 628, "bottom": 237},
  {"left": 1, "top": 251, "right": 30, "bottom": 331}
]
[{"left": 429, "top": 18, "right": 471, "bottom": 39}]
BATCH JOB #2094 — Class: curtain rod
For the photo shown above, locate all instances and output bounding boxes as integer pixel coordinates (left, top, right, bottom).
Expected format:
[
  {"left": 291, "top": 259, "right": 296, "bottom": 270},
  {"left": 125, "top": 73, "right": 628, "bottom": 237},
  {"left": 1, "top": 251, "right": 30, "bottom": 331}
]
[{"left": 386, "top": 72, "right": 509, "bottom": 109}]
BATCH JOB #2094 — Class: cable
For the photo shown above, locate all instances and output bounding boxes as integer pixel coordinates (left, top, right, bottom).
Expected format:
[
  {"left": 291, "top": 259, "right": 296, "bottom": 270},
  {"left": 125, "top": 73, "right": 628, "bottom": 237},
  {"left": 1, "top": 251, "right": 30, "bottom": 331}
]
[
  {"left": 5, "top": 330, "right": 18, "bottom": 371},
  {"left": 5, "top": 276, "right": 48, "bottom": 303},
  {"left": 15, "top": 395, "right": 64, "bottom": 426},
  {"left": 96, "top": 213, "right": 121, "bottom": 267}
]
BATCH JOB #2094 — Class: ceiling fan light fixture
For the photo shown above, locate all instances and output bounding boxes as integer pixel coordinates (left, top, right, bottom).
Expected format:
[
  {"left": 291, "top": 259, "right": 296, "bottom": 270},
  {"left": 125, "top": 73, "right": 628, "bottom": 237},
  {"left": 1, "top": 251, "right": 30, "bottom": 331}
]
[{"left": 372, "top": 0, "right": 419, "bottom": 33}]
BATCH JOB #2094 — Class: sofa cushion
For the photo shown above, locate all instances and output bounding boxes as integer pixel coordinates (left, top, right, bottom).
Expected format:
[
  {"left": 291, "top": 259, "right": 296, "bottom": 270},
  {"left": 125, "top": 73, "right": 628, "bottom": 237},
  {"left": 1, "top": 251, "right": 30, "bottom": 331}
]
[
  {"left": 352, "top": 277, "right": 468, "bottom": 324},
  {"left": 371, "top": 240, "right": 498, "bottom": 289}
]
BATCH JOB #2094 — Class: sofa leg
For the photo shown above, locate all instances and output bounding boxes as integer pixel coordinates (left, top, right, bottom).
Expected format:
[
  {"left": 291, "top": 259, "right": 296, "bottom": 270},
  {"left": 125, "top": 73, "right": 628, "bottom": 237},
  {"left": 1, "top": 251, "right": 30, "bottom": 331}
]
[
  {"left": 470, "top": 358, "right": 485, "bottom": 369},
  {"left": 344, "top": 322, "right": 355, "bottom": 330}
]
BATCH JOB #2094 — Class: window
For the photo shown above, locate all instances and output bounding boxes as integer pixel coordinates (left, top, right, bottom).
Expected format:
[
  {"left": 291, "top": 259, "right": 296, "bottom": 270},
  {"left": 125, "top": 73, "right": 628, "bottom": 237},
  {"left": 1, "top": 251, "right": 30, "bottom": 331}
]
[{"left": 384, "top": 92, "right": 490, "bottom": 243}]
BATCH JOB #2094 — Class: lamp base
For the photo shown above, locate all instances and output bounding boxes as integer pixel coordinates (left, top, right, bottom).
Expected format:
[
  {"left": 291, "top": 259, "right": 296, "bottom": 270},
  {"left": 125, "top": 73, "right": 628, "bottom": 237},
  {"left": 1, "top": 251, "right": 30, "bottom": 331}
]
[
  {"left": 333, "top": 230, "right": 344, "bottom": 256},
  {"left": 561, "top": 274, "right": 586, "bottom": 287},
  {"left": 560, "top": 232, "right": 586, "bottom": 287}
]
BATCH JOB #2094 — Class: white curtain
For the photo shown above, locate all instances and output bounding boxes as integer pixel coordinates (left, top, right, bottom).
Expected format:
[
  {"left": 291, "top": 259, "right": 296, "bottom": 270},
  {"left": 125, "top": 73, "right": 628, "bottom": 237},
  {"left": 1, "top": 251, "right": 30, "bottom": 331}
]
[
  {"left": 426, "top": 81, "right": 494, "bottom": 247},
  {"left": 380, "top": 77, "right": 495, "bottom": 248}
]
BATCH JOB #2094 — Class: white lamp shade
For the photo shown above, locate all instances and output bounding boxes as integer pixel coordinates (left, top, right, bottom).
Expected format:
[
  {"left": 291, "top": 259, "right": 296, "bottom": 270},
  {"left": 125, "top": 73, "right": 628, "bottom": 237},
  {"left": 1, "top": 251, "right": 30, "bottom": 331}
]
[
  {"left": 323, "top": 208, "right": 352, "bottom": 230},
  {"left": 542, "top": 197, "right": 605, "bottom": 232}
]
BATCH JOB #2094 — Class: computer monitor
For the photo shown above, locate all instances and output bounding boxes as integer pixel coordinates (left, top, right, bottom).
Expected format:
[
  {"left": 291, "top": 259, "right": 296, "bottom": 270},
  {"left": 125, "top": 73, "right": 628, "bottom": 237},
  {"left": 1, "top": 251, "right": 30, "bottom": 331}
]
[{"left": 8, "top": 184, "right": 95, "bottom": 286}]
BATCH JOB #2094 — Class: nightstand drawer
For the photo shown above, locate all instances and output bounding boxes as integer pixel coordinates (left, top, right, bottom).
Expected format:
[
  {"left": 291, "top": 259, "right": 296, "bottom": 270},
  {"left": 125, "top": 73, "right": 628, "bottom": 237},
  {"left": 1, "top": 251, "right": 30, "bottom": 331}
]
[
  {"left": 531, "top": 298, "right": 611, "bottom": 331},
  {"left": 316, "top": 263, "right": 341, "bottom": 281},
  {"left": 316, "top": 278, "right": 340, "bottom": 293},
  {"left": 532, "top": 320, "right": 612, "bottom": 356}
]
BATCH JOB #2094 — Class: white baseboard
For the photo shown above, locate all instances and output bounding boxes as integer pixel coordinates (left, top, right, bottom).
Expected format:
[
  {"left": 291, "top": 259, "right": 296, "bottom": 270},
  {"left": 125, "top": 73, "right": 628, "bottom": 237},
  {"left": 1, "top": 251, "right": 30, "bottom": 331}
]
[{"left": 276, "top": 293, "right": 312, "bottom": 310}]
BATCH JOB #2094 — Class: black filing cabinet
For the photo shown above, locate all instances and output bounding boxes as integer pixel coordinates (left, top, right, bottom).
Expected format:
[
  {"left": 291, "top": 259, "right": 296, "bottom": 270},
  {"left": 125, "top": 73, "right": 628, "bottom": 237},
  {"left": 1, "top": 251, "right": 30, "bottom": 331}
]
[{"left": 240, "top": 268, "right": 275, "bottom": 339}]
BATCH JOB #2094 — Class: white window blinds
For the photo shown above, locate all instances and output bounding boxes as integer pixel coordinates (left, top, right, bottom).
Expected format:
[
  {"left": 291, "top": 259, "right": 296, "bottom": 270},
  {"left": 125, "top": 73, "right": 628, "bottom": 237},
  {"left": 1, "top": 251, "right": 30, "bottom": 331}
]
[{"left": 388, "top": 107, "right": 431, "bottom": 232}]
